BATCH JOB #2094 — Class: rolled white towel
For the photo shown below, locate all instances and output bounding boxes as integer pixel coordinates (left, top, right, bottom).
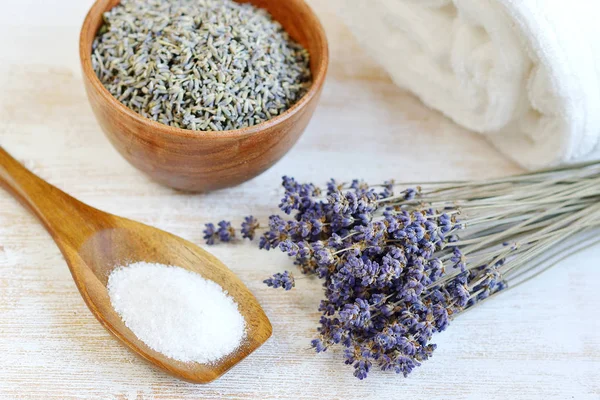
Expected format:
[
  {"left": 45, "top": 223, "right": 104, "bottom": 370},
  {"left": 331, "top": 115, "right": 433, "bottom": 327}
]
[{"left": 337, "top": 0, "right": 600, "bottom": 169}]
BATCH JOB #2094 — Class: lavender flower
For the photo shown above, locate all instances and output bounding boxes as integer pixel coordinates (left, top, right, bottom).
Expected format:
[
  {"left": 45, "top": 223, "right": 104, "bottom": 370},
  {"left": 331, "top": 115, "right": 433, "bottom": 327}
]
[
  {"left": 264, "top": 271, "right": 295, "bottom": 290},
  {"left": 241, "top": 215, "right": 260, "bottom": 240},
  {"left": 217, "top": 220, "right": 235, "bottom": 242},
  {"left": 203, "top": 223, "right": 218, "bottom": 245}
]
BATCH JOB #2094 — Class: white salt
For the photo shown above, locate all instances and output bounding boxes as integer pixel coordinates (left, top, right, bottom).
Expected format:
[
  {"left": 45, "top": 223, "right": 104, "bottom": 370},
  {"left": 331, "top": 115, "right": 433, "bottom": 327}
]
[{"left": 107, "top": 262, "right": 246, "bottom": 364}]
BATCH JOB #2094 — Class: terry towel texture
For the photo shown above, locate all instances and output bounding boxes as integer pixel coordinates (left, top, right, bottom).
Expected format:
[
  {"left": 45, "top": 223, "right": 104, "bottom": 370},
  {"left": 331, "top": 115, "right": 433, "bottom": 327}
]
[{"left": 338, "top": 0, "right": 600, "bottom": 169}]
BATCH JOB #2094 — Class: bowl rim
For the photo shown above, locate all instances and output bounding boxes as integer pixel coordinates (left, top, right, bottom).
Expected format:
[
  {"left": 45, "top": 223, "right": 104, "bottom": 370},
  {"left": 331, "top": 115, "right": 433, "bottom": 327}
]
[{"left": 79, "top": 0, "right": 329, "bottom": 140}]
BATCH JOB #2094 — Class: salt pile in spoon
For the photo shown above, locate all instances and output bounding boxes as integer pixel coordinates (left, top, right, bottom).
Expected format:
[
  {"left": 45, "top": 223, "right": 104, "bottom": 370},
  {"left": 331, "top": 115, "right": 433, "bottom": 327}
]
[{"left": 107, "top": 262, "right": 246, "bottom": 363}]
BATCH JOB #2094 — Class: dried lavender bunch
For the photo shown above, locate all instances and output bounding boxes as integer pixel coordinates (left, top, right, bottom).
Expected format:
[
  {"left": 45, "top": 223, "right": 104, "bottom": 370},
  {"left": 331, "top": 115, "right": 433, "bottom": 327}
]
[
  {"left": 92, "top": 0, "right": 311, "bottom": 131},
  {"left": 204, "top": 162, "right": 600, "bottom": 379}
]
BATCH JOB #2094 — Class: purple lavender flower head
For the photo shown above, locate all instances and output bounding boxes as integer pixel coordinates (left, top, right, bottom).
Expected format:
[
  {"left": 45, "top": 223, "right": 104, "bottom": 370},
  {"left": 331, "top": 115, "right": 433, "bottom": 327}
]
[
  {"left": 404, "top": 188, "right": 418, "bottom": 200},
  {"left": 217, "top": 220, "right": 235, "bottom": 242},
  {"left": 203, "top": 223, "right": 218, "bottom": 245},
  {"left": 279, "top": 239, "right": 299, "bottom": 256},
  {"left": 241, "top": 215, "right": 260, "bottom": 240},
  {"left": 327, "top": 179, "right": 343, "bottom": 195},
  {"left": 354, "top": 359, "right": 372, "bottom": 380},
  {"left": 380, "top": 180, "right": 395, "bottom": 199},
  {"left": 311, "top": 338, "right": 327, "bottom": 353},
  {"left": 279, "top": 191, "right": 300, "bottom": 214},
  {"left": 264, "top": 271, "right": 295, "bottom": 290}
]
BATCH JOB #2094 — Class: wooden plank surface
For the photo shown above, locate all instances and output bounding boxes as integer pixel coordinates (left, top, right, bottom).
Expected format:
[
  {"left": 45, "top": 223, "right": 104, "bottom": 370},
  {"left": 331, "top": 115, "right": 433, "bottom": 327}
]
[{"left": 0, "top": 1, "right": 598, "bottom": 399}]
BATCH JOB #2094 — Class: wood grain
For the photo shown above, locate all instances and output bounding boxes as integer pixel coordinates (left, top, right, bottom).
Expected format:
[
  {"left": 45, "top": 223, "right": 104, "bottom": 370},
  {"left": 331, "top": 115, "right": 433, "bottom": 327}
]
[
  {"left": 0, "top": 147, "right": 271, "bottom": 383},
  {"left": 0, "top": 1, "right": 599, "bottom": 399},
  {"left": 79, "top": 0, "right": 328, "bottom": 192}
]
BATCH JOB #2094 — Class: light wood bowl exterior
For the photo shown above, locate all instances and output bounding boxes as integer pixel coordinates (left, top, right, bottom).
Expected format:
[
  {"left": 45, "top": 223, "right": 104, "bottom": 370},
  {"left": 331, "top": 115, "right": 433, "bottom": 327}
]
[{"left": 79, "top": 0, "right": 328, "bottom": 192}]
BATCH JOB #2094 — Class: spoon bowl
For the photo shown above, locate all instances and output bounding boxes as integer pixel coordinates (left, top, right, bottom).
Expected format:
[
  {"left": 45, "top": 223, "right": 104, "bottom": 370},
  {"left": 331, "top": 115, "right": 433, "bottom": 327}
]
[{"left": 0, "top": 147, "right": 272, "bottom": 383}]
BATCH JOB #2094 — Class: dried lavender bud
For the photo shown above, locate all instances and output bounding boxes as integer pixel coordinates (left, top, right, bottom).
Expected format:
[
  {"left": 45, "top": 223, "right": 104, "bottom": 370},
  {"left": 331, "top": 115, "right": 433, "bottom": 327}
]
[
  {"left": 263, "top": 271, "right": 295, "bottom": 290},
  {"left": 91, "top": 0, "right": 312, "bottom": 131},
  {"left": 217, "top": 220, "right": 235, "bottom": 242},
  {"left": 241, "top": 215, "right": 259, "bottom": 240},
  {"left": 203, "top": 223, "right": 218, "bottom": 245}
]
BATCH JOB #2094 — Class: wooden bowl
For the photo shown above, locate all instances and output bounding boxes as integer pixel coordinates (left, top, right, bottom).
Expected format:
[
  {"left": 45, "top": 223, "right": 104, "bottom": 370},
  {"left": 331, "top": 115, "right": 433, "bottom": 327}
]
[{"left": 80, "top": 0, "right": 328, "bottom": 192}]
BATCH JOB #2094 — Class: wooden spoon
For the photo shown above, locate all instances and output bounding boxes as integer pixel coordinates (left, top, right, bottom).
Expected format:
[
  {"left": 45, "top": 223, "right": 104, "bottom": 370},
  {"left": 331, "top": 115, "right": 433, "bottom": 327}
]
[{"left": 0, "top": 147, "right": 272, "bottom": 383}]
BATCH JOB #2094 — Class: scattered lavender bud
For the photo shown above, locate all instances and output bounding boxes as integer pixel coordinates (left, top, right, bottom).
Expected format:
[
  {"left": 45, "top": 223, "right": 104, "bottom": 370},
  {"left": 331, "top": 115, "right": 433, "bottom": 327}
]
[
  {"left": 217, "top": 221, "right": 236, "bottom": 242},
  {"left": 241, "top": 216, "right": 260, "bottom": 240},
  {"left": 263, "top": 271, "right": 295, "bottom": 290},
  {"left": 203, "top": 223, "right": 218, "bottom": 245}
]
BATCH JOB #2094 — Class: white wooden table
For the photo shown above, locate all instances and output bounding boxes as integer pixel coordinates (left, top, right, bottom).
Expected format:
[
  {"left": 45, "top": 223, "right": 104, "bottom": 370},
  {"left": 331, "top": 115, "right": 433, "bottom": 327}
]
[{"left": 0, "top": 1, "right": 598, "bottom": 399}]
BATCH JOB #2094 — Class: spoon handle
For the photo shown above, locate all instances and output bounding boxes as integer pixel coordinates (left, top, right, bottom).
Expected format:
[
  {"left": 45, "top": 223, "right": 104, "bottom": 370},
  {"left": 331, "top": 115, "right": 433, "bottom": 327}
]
[{"left": 0, "top": 146, "right": 97, "bottom": 248}]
